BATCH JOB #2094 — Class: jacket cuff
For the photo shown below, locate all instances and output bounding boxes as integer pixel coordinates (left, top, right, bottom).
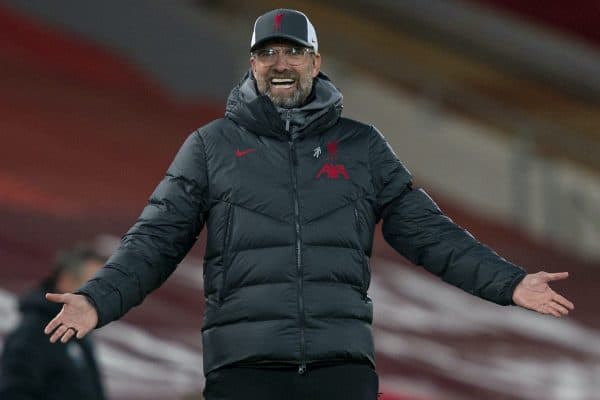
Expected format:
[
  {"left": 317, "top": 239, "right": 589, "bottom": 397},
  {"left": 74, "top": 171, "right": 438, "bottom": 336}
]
[
  {"left": 75, "top": 279, "right": 121, "bottom": 328},
  {"left": 503, "top": 270, "right": 527, "bottom": 306}
]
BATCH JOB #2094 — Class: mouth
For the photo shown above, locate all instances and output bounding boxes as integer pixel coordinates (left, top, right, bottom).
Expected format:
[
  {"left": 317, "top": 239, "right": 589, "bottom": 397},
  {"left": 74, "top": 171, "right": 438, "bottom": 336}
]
[{"left": 269, "top": 77, "right": 296, "bottom": 89}]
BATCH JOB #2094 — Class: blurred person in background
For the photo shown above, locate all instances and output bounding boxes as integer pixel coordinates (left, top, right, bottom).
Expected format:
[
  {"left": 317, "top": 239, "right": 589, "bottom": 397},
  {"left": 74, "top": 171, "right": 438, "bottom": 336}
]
[
  {"left": 43, "top": 9, "right": 574, "bottom": 400},
  {"left": 0, "top": 244, "right": 106, "bottom": 400}
]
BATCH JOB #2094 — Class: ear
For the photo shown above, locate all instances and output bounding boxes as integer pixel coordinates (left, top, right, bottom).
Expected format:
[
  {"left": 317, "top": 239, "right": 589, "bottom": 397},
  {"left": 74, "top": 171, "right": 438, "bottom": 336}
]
[
  {"left": 311, "top": 53, "right": 322, "bottom": 78},
  {"left": 250, "top": 56, "right": 257, "bottom": 75}
]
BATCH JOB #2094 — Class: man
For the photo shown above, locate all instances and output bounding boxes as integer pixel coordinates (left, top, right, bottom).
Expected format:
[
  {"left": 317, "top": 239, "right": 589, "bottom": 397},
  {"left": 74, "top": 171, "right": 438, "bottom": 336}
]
[
  {"left": 43, "top": 9, "right": 574, "bottom": 400},
  {"left": 0, "top": 244, "right": 106, "bottom": 400}
]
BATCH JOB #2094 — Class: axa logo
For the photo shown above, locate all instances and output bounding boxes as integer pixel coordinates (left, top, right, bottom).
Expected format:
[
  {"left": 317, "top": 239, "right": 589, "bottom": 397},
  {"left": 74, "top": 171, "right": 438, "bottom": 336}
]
[{"left": 315, "top": 140, "right": 349, "bottom": 180}]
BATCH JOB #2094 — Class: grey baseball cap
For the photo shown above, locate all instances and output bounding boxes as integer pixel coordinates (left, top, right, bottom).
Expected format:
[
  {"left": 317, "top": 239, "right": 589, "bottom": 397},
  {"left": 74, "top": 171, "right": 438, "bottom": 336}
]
[{"left": 250, "top": 9, "right": 318, "bottom": 52}]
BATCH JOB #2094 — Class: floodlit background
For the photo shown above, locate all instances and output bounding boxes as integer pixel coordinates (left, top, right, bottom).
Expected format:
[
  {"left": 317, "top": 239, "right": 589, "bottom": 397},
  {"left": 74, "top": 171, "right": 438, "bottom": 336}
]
[{"left": 1, "top": 1, "right": 599, "bottom": 399}]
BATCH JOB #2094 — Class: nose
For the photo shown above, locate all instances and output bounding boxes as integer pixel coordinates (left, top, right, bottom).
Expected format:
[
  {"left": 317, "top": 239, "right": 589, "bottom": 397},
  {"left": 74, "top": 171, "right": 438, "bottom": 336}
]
[{"left": 272, "top": 53, "right": 289, "bottom": 70}]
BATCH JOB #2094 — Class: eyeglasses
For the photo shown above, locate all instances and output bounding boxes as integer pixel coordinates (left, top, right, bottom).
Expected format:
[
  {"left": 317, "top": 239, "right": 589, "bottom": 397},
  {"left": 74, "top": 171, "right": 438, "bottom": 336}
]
[{"left": 252, "top": 46, "right": 314, "bottom": 66}]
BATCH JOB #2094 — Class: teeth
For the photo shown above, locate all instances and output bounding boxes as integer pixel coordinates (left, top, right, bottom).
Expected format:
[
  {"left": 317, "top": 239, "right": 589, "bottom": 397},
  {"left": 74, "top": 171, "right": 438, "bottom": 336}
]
[{"left": 271, "top": 78, "right": 295, "bottom": 84}]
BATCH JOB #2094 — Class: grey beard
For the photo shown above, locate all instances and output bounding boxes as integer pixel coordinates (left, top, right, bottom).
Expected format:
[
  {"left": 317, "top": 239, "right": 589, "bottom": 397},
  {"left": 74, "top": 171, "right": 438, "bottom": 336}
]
[
  {"left": 263, "top": 74, "right": 314, "bottom": 108},
  {"left": 266, "top": 85, "right": 311, "bottom": 108}
]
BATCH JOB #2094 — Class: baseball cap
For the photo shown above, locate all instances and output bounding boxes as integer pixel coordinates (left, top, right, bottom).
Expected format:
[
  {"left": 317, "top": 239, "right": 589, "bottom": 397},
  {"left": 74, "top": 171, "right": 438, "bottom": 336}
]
[{"left": 250, "top": 9, "right": 318, "bottom": 52}]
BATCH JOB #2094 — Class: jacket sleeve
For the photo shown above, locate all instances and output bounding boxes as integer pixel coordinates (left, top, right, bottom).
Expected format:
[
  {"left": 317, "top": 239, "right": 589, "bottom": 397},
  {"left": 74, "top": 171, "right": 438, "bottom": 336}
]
[
  {"left": 369, "top": 126, "right": 526, "bottom": 305},
  {"left": 77, "top": 131, "right": 209, "bottom": 327}
]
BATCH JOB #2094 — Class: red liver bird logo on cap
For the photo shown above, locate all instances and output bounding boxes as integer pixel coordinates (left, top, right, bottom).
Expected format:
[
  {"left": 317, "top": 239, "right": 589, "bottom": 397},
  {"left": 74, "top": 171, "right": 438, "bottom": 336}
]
[{"left": 274, "top": 13, "right": 284, "bottom": 31}]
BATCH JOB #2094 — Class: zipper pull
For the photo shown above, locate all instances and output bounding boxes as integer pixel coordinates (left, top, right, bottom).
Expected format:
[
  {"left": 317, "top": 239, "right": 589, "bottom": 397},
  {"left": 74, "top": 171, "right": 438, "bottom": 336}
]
[
  {"left": 283, "top": 110, "right": 291, "bottom": 132},
  {"left": 298, "top": 363, "right": 307, "bottom": 374}
]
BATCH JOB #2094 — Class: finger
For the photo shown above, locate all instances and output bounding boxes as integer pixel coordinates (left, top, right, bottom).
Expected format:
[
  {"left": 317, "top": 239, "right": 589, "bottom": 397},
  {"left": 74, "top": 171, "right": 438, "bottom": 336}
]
[
  {"left": 50, "top": 324, "right": 68, "bottom": 343},
  {"left": 545, "top": 272, "right": 569, "bottom": 282},
  {"left": 44, "top": 316, "right": 63, "bottom": 335},
  {"left": 544, "top": 305, "right": 562, "bottom": 318},
  {"left": 549, "top": 310, "right": 562, "bottom": 318},
  {"left": 61, "top": 327, "right": 77, "bottom": 343},
  {"left": 76, "top": 328, "right": 89, "bottom": 340},
  {"left": 45, "top": 292, "right": 66, "bottom": 304},
  {"left": 553, "top": 293, "right": 575, "bottom": 310},
  {"left": 549, "top": 301, "right": 570, "bottom": 316}
]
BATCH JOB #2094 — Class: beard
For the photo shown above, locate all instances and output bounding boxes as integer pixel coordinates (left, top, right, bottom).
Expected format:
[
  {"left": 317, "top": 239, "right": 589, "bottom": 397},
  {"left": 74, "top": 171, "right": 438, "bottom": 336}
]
[{"left": 256, "top": 68, "right": 314, "bottom": 109}]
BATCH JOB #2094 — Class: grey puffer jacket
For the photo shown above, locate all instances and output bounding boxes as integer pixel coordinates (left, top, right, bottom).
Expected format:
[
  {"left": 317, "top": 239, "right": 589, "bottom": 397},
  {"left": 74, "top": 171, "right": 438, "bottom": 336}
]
[{"left": 78, "top": 72, "right": 526, "bottom": 375}]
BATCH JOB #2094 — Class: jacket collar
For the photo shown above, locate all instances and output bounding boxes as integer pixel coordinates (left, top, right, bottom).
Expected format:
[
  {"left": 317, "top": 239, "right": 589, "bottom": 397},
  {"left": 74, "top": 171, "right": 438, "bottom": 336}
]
[{"left": 225, "top": 71, "right": 343, "bottom": 140}]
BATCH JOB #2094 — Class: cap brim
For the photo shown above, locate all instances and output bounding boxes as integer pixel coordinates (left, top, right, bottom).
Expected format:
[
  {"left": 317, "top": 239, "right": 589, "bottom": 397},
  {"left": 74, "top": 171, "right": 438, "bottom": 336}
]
[{"left": 250, "top": 34, "right": 314, "bottom": 52}]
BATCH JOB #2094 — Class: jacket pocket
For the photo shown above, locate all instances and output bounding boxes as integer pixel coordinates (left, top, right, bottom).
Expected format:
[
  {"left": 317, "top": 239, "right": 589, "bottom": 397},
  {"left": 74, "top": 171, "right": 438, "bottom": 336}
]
[
  {"left": 220, "top": 203, "right": 235, "bottom": 304},
  {"left": 354, "top": 207, "right": 369, "bottom": 299}
]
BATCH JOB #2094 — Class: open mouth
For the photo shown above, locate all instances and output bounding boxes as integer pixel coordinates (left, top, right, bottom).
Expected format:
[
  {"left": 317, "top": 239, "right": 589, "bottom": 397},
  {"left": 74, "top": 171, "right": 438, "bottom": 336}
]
[{"left": 270, "top": 78, "right": 296, "bottom": 89}]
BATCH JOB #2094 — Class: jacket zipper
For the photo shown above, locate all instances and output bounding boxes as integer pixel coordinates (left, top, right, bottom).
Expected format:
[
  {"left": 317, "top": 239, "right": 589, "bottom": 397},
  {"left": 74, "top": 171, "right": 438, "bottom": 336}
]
[
  {"left": 220, "top": 203, "right": 234, "bottom": 304},
  {"left": 354, "top": 207, "right": 368, "bottom": 299},
  {"left": 286, "top": 114, "right": 306, "bottom": 375},
  {"left": 284, "top": 109, "right": 292, "bottom": 132}
]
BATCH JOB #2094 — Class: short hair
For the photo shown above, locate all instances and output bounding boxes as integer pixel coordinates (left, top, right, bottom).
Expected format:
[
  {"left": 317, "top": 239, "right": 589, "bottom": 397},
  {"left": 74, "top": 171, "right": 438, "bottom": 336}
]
[{"left": 48, "top": 243, "right": 105, "bottom": 287}]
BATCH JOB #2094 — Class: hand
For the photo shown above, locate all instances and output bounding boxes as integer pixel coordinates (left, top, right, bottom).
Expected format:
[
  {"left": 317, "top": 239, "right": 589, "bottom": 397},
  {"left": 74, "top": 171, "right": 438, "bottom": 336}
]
[
  {"left": 512, "top": 271, "right": 574, "bottom": 318},
  {"left": 44, "top": 293, "right": 99, "bottom": 343}
]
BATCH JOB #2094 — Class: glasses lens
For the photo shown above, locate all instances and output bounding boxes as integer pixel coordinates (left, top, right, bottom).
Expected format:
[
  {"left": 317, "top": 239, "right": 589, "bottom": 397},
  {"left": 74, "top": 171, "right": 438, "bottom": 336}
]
[
  {"left": 285, "top": 47, "right": 307, "bottom": 65},
  {"left": 256, "top": 48, "right": 276, "bottom": 64},
  {"left": 254, "top": 47, "right": 310, "bottom": 66}
]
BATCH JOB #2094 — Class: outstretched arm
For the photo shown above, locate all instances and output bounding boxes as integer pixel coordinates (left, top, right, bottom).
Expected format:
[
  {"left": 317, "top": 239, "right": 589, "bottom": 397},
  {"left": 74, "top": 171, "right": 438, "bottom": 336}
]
[
  {"left": 512, "top": 271, "right": 574, "bottom": 317},
  {"left": 369, "top": 126, "right": 524, "bottom": 305},
  {"left": 369, "top": 126, "right": 573, "bottom": 313},
  {"left": 44, "top": 131, "right": 209, "bottom": 343}
]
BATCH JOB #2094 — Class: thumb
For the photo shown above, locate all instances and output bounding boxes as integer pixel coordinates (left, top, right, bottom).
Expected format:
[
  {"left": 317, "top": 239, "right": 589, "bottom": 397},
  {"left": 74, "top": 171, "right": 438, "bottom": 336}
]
[
  {"left": 544, "top": 272, "right": 569, "bottom": 282},
  {"left": 45, "top": 292, "right": 67, "bottom": 304}
]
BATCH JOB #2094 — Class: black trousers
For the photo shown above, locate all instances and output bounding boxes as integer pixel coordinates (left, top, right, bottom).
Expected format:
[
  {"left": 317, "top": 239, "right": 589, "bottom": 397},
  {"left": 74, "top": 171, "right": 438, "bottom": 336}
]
[{"left": 203, "top": 363, "right": 379, "bottom": 400}]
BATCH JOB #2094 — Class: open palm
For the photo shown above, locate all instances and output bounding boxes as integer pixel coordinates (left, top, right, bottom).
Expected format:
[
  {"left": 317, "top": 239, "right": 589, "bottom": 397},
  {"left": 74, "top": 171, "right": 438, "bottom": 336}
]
[
  {"left": 512, "top": 271, "right": 574, "bottom": 317},
  {"left": 44, "top": 293, "right": 99, "bottom": 343}
]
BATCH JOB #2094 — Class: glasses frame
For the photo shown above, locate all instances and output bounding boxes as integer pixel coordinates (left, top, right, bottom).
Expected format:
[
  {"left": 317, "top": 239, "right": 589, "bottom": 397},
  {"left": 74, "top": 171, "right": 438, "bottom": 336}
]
[{"left": 251, "top": 46, "right": 315, "bottom": 66}]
